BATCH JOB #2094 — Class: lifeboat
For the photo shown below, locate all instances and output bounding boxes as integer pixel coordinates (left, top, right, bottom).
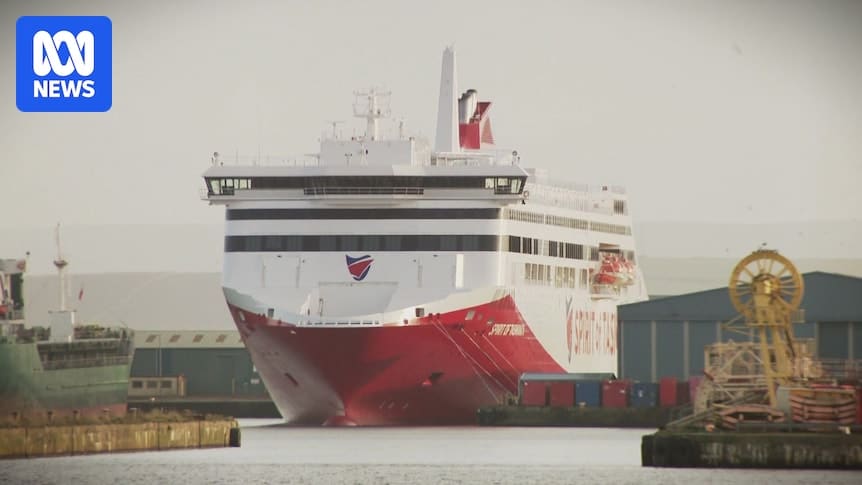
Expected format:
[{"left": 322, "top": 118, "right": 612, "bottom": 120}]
[{"left": 592, "top": 254, "right": 637, "bottom": 288}]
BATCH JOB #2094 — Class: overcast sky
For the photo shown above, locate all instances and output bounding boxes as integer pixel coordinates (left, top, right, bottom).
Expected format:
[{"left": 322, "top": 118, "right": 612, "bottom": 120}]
[{"left": 1, "top": 1, "right": 860, "bottom": 231}]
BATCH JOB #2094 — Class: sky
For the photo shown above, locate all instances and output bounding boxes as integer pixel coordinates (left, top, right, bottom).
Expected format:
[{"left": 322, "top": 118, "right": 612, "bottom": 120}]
[{"left": 0, "top": 0, "right": 860, "bottom": 272}]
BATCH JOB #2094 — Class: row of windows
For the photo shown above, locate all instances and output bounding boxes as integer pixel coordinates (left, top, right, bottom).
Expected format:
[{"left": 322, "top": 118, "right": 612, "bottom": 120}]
[
  {"left": 225, "top": 234, "right": 499, "bottom": 252},
  {"left": 507, "top": 208, "right": 545, "bottom": 224},
  {"left": 523, "top": 263, "right": 590, "bottom": 289},
  {"left": 207, "top": 176, "right": 527, "bottom": 195},
  {"left": 505, "top": 208, "right": 632, "bottom": 236},
  {"left": 506, "top": 236, "right": 599, "bottom": 261},
  {"left": 225, "top": 234, "right": 636, "bottom": 263},
  {"left": 590, "top": 221, "right": 630, "bottom": 236},
  {"left": 209, "top": 178, "right": 251, "bottom": 195}
]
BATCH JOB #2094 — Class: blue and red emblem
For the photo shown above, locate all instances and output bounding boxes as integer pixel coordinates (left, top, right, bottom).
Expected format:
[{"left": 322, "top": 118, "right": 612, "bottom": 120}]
[{"left": 345, "top": 255, "right": 373, "bottom": 281}]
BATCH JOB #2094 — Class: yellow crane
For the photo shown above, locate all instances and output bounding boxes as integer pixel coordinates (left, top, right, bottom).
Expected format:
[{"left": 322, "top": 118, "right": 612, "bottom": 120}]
[{"left": 726, "top": 249, "right": 805, "bottom": 407}]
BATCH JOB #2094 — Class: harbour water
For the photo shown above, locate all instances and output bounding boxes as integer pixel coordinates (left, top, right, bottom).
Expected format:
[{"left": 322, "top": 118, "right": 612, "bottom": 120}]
[{"left": 2, "top": 420, "right": 859, "bottom": 484}]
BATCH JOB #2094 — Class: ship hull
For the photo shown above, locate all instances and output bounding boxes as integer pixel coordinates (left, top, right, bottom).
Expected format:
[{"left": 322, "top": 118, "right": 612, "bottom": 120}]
[
  {"left": 228, "top": 294, "right": 586, "bottom": 425},
  {"left": 0, "top": 342, "right": 131, "bottom": 421}
]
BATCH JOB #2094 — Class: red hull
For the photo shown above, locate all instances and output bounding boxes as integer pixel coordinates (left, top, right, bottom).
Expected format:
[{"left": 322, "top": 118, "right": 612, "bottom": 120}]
[{"left": 228, "top": 296, "right": 563, "bottom": 425}]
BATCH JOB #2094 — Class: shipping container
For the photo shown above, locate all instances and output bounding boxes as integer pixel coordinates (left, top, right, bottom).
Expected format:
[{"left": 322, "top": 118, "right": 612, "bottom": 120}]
[
  {"left": 521, "top": 380, "right": 548, "bottom": 406},
  {"left": 676, "top": 381, "right": 691, "bottom": 405},
  {"left": 575, "top": 380, "right": 602, "bottom": 407},
  {"left": 602, "top": 380, "right": 630, "bottom": 408},
  {"left": 630, "top": 382, "right": 658, "bottom": 408},
  {"left": 549, "top": 382, "right": 575, "bottom": 407},
  {"left": 659, "top": 377, "right": 677, "bottom": 407}
]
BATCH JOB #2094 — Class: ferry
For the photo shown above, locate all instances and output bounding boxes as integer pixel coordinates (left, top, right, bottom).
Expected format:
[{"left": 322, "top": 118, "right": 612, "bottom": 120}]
[{"left": 202, "top": 48, "right": 647, "bottom": 425}]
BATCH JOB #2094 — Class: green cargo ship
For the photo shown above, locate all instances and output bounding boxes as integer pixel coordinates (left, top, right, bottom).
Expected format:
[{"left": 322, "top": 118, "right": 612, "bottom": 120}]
[{"left": 1, "top": 257, "right": 134, "bottom": 421}]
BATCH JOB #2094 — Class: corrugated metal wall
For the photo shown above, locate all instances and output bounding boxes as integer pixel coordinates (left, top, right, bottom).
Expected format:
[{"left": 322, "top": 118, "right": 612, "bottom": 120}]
[
  {"left": 618, "top": 272, "right": 862, "bottom": 381},
  {"left": 619, "top": 320, "right": 828, "bottom": 381},
  {"left": 131, "top": 348, "right": 267, "bottom": 397}
]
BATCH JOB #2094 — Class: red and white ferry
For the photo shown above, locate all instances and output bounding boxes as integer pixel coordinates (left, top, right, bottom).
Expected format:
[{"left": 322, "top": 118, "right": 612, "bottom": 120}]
[{"left": 202, "top": 48, "right": 647, "bottom": 425}]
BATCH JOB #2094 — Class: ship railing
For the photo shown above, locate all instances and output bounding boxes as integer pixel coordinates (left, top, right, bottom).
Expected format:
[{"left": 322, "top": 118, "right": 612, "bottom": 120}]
[
  {"left": 525, "top": 184, "right": 617, "bottom": 215},
  {"left": 209, "top": 153, "right": 321, "bottom": 167},
  {"left": 430, "top": 149, "right": 519, "bottom": 167},
  {"left": 40, "top": 354, "right": 132, "bottom": 371},
  {"left": 304, "top": 187, "right": 424, "bottom": 196},
  {"left": 296, "top": 319, "right": 381, "bottom": 326},
  {"left": 816, "top": 359, "right": 862, "bottom": 382}
]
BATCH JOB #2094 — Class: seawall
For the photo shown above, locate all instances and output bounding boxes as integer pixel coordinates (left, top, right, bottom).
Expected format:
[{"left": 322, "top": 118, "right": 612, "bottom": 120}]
[
  {"left": 0, "top": 419, "right": 239, "bottom": 459},
  {"left": 477, "top": 405, "right": 673, "bottom": 427},
  {"left": 642, "top": 431, "right": 862, "bottom": 469}
]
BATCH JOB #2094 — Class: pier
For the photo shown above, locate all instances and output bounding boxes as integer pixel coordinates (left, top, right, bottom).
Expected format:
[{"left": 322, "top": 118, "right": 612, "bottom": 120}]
[
  {"left": 642, "top": 429, "right": 862, "bottom": 469},
  {"left": 0, "top": 412, "right": 241, "bottom": 459}
]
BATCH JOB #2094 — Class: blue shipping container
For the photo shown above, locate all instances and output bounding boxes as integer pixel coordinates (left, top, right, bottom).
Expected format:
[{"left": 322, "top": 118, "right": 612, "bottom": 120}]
[
  {"left": 630, "top": 382, "right": 658, "bottom": 408},
  {"left": 575, "top": 380, "right": 602, "bottom": 407}
]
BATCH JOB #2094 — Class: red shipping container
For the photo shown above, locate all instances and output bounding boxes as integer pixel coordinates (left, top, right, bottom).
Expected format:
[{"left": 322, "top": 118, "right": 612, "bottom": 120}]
[
  {"left": 659, "top": 377, "right": 677, "bottom": 407},
  {"left": 676, "top": 381, "right": 691, "bottom": 405},
  {"left": 601, "top": 380, "right": 630, "bottom": 408},
  {"left": 521, "top": 381, "right": 548, "bottom": 406},
  {"left": 549, "top": 382, "right": 575, "bottom": 407}
]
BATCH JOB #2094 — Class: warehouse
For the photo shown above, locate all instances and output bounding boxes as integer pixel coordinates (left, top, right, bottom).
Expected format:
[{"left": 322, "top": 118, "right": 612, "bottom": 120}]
[
  {"left": 618, "top": 271, "right": 862, "bottom": 382},
  {"left": 130, "top": 330, "right": 267, "bottom": 399}
]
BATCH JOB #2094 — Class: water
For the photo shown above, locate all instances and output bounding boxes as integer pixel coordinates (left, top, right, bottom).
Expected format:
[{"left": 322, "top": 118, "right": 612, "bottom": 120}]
[{"left": 2, "top": 420, "right": 859, "bottom": 484}]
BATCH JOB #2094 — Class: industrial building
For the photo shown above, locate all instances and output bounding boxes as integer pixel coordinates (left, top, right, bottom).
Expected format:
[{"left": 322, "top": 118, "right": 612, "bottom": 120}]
[
  {"left": 618, "top": 272, "right": 862, "bottom": 382},
  {"left": 130, "top": 330, "right": 267, "bottom": 398}
]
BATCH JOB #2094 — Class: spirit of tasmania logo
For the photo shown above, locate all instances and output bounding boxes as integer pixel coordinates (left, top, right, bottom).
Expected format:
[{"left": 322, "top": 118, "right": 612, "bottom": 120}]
[
  {"left": 16, "top": 16, "right": 112, "bottom": 112},
  {"left": 345, "top": 255, "right": 373, "bottom": 281}
]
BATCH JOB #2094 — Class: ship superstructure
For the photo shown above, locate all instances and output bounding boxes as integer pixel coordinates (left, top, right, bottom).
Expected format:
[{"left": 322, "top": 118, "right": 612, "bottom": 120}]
[
  {"left": 0, "top": 231, "right": 133, "bottom": 422},
  {"left": 203, "top": 48, "right": 647, "bottom": 425}
]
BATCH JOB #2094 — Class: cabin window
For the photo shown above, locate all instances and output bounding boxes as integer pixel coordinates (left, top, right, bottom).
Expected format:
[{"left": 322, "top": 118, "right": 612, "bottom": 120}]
[{"left": 511, "top": 178, "right": 522, "bottom": 193}]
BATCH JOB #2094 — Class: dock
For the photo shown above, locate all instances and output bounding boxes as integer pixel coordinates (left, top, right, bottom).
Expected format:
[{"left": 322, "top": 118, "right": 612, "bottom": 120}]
[
  {"left": 642, "top": 428, "right": 862, "bottom": 469},
  {"left": 0, "top": 411, "right": 241, "bottom": 459},
  {"left": 477, "top": 405, "right": 673, "bottom": 427},
  {"left": 129, "top": 396, "right": 280, "bottom": 418}
]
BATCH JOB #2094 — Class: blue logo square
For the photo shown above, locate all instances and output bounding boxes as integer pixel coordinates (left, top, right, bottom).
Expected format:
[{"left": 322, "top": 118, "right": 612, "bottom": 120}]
[{"left": 16, "top": 16, "right": 112, "bottom": 112}]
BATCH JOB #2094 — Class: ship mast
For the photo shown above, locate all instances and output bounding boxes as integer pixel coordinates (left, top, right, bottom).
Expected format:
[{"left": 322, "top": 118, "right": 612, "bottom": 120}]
[
  {"left": 53, "top": 223, "right": 69, "bottom": 311},
  {"left": 353, "top": 88, "right": 391, "bottom": 141}
]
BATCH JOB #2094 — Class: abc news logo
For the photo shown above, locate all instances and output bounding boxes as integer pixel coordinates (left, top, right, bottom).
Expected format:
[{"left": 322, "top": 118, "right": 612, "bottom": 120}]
[
  {"left": 16, "top": 16, "right": 112, "bottom": 112},
  {"left": 33, "top": 30, "right": 96, "bottom": 98}
]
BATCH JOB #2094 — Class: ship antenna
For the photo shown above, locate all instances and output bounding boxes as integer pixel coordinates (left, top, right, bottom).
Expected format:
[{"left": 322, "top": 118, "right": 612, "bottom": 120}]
[
  {"left": 53, "top": 223, "right": 69, "bottom": 311},
  {"left": 327, "top": 120, "right": 345, "bottom": 140},
  {"left": 353, "top": 88, "right": 391, "bottom": 141}
]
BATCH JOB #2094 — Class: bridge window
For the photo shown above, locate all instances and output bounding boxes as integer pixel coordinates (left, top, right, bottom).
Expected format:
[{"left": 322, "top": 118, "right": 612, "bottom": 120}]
[{"left": 206, "top": 178, "right": 251, "bottom": 195}]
